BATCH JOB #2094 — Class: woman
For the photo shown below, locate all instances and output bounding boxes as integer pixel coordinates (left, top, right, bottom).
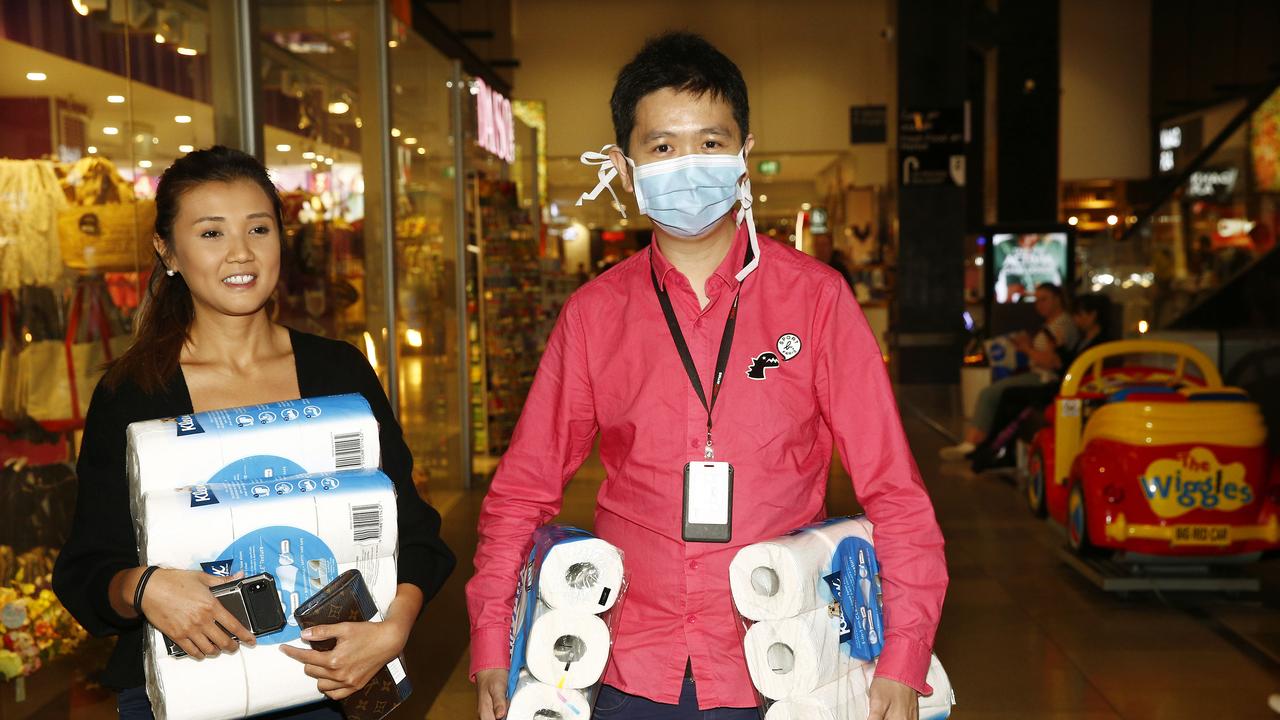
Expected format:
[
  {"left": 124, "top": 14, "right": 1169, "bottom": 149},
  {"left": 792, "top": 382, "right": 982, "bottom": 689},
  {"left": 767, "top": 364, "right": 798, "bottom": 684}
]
[
  {"left": 941, "top": 283, "right": 1076, "bottom": 460},
  {"left": 52, "top": 147, "right": 455, "bottom": 718}
]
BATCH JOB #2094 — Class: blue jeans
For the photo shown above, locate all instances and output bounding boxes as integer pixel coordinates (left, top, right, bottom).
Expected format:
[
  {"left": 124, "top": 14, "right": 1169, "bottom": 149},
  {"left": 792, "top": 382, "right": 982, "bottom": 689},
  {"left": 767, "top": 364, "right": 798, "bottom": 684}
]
[
  {"left": 116, "top": 686, "right": 344, "bottom": 720},
  {"left": 593, "top": 678, "right": 760, "bottom": 720}
]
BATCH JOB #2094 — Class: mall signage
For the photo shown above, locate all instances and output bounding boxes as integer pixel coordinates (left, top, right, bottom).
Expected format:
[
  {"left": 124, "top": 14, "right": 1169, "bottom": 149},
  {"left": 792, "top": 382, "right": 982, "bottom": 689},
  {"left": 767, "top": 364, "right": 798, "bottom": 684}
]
[
  {"left": 1157, "top": 117, "right": 1202, "bottom": 175},
  {"left": 1187, "top": 166, "right": 1239, "bottom": 201},
  {"left": 475, "top": 78, "right": 515, "bottom": 163},
  {"left": 898, "top": 106, "right": 966, "bottom": 186}
]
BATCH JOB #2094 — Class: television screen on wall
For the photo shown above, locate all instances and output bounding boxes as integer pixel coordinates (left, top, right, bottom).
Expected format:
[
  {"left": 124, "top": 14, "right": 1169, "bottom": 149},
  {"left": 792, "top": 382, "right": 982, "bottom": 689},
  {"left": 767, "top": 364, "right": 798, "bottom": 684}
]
[{"left": 990, "top": 231, "right": 1071, "bottom": 304}]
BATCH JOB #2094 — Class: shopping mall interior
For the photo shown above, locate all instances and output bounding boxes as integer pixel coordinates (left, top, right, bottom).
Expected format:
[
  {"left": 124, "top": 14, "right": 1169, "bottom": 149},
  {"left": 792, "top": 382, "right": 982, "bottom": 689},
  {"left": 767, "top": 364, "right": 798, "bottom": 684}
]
[{"left": 1, "top": 0, "right": 1279, "bottom": 718}]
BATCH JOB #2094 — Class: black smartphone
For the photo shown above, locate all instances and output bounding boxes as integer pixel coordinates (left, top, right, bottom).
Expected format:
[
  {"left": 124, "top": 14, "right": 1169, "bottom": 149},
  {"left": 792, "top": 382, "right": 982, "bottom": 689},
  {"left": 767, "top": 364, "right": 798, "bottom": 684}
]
[{"left": 163, "top": 572, "right": 287, "bottom": 657}]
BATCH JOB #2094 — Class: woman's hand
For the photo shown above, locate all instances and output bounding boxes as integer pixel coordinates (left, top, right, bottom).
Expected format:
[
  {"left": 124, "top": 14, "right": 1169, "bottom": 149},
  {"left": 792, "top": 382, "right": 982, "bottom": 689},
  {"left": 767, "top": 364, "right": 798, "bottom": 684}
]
[
  {"left": 475, "top": 668, "right": 509, "bottom": 720},
  {"left": 279, "top": 620, "right": 408, "bottom": 701},
  {"left": 868, "top": 677, "right": 920, "bottom": 720},
  {"left": 140, "top": 569, "right": 255, "bottom": 660}
]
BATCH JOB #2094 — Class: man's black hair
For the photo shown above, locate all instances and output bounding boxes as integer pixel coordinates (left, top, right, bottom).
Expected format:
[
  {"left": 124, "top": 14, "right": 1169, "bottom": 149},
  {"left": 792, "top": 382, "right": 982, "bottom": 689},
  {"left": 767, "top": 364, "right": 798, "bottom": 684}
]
[{"left": 610, "top": 32, "right": 750, "bottom": 154}]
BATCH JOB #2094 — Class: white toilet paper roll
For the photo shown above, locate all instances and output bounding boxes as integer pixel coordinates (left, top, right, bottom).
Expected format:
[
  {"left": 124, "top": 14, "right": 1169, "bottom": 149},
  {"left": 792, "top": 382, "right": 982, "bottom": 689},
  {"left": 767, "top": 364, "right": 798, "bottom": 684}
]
[
  {"left": 312, "top": 476, "right": 400, "bottom": 563},
  {"left": 730, "top": 517, "right": 875, "bottom": 621},
  {"left": 242, "top": 641, "right": 325, "bottom": 716},
  {"left": 919, "top": 653, "right": 956, "bottom": 720},
  {"left": 763, "top": 664, "right": 873, "bottom": 720},
  {"left": 524, "top": 607, "right": 612, "bottom": 689},
  {"left": 145, "top": 628, "right": 250, "bottom": 720},
  {"left": 334, "top": 557, "right": 399, "bottom": 616},
  {"left": 138, "top": 488, "right": 236, "bottom": 568},
  {"left": 127, "top": 393, "right": 381, "bottom": 501},
  {"left": 507, "top": 670, "right": 592, "bottom": 720},
  {"left": 744, "top": 609, "right": 844, "bottom": 700},
  {"left": 538, "top": 537, "right": 624, "bottom": 614}
]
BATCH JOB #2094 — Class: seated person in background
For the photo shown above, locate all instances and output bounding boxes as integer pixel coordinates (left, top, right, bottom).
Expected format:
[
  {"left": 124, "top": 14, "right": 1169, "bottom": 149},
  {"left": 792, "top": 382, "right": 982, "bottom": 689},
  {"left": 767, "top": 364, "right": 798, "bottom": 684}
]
[
  {"left": 941, "top": 284, "right": 1077, "bottom": 460},
  {"left": 970, "top": 293, "right": 1112, "bottom": 471}
]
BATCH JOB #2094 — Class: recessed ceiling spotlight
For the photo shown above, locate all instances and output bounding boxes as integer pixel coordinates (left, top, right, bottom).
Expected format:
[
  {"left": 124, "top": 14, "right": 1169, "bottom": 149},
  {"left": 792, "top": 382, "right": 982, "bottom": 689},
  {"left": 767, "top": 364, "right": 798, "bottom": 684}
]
[
  {"left": 174, "top": 115, "right": 192, "bottom": 123},
  {"left": 26, "top": 72, "right": 47, "bottom": 81},
  {"left": 107, "top": 94, "right": 125, "bottom": 103},
  {"left": 179, "top": 144, "right": 194, "bottom": 153}
]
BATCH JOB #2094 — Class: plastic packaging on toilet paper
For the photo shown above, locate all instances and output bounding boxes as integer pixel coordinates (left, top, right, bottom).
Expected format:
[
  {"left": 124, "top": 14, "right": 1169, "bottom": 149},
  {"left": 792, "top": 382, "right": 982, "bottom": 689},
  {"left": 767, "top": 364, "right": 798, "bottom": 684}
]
[
  {"left": 538, "top": 536, "right": 624, "bottom": 613},
  {"left": 507, "top": 670, "right": 592, "bottom": 720}
]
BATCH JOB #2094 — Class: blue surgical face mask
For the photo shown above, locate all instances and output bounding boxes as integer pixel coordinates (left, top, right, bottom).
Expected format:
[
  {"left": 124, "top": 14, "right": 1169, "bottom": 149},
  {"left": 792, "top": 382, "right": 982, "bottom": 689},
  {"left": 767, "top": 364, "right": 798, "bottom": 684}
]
[{"left": 576, "top": 145, "right": 761, "bottom": 280}]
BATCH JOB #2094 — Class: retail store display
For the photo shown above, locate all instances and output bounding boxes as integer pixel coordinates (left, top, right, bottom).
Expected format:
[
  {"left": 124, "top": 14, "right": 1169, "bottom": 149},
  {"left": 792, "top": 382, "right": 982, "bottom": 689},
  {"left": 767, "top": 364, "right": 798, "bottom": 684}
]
[
  {"left": 0, "top": 160, "right": 66, "bottom": 291},
  {"left": 0, "top": 547, "right": 89, "bottom": 681},
  {"left": 732, "top": 516, "right": 955, "bottom": 719},
  {"left": 506, "top": 525, "right": 627, "bottom": 717},
  {"left": 470, "top": 178, "right": 542, "bottom": 454}
]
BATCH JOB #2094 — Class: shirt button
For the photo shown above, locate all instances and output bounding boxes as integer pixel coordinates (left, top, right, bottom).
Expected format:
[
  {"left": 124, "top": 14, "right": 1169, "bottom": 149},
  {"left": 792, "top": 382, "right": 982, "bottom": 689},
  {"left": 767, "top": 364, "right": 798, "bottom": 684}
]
[
  {"left": 691, "top": 439, "right": 701, "bottom": 449},
  {"left": 687, "top": 615, "right": 696, "bottom": 624},
  {"left": 689, "top": 560, "right": 699, "bottom": 570}
]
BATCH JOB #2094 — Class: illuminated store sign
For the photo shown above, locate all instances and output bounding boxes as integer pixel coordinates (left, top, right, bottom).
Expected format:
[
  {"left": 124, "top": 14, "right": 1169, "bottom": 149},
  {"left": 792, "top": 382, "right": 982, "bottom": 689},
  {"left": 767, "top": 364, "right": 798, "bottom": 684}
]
[
  {"left": 1187, "top": 167, "right": 1239, "bottom": 199},
  {"left": 1157, "top": 118, "right": 1202, "bottom": 175},
  {"left": 475, "top": 78, "right": 515, "bottom": 163}
]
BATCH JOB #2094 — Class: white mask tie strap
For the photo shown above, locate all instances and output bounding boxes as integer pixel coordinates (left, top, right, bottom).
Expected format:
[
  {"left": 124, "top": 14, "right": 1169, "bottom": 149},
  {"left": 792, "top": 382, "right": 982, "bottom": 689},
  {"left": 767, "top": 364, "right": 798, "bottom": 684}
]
[
  {"left": 576, "top": 145, "right": 627, "bottom": 219},
  {"left": 735, "top": 175, "right": 760, "bottom": 281}
]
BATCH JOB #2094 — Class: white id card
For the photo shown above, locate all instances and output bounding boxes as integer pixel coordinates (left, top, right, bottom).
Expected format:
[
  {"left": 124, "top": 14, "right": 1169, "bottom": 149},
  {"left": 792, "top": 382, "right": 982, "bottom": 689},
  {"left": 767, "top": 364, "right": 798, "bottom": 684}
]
[{"left": 683, "top": 461, "right": 733, "bottom": 543}]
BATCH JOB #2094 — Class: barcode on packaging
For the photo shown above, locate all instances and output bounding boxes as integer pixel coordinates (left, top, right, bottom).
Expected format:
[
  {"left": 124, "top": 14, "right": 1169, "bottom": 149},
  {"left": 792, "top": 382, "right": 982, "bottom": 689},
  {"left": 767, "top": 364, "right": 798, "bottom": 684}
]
[
  {"left": 332, "top": 432, "right": 365, "bottom": 469},
  {"left": 351, "top": 503, "right": 383, "bottom": 542}
]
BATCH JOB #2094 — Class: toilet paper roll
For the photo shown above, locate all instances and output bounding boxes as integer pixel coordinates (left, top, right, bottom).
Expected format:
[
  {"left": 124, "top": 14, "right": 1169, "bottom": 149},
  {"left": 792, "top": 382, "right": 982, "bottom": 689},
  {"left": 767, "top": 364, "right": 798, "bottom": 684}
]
[
  {"left": 764, "top": 697, "right": 837, "bottom": 720},
  {"left": 242, "top": 641, "right": 325, "bottom": 716},
  {"left": 524, "top": 607, "right": 612, "bottom": 689},
  {"left": 730, "top": 517, "right": 875, "bottom": 621},
  {"left": 507, "top": 670, "right": 592, "bottom": 720},
  {"left": 145, "top": 628, "right": 250, "bottom": 720},
  {"left": 312, "top": 475, "right": 400, "bottom": 562},
  {"left": 334, "top": 558, "right": 399, "bottom": 617},
  {"left": 127, "top": 393, "right": 381, "bottom": 503},
  {"left": 763, "top": 664, "right": 873, "bottom": 720},
  {"left": 744, "top": 609, "right": 844, "bottom": 700},
  {"left": 138, "top": 488, "right": 237, "bottom": 568},
  {"left": 538, "top": 537, "right": 624, "bottom": 614},
  {"left": 919, "top": 653, "right": 956, "bottom": 720}
]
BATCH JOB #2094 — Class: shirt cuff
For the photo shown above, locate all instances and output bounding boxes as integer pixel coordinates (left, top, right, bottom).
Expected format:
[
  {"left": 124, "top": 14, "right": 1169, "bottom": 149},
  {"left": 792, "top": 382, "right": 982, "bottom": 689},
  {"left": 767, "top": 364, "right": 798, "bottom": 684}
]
[
  {"left": 469, "top": 625, "right": 512, "bottom": 681},
  {"left": 873, "top": 633, "right": 934, "bottom": 696}
]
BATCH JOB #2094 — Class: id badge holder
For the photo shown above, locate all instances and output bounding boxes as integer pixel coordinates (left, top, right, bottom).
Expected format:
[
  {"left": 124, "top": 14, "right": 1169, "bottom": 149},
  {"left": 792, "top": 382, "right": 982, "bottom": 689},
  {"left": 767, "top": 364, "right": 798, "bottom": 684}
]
[{"left": 683, "top": 461, "right": 733, "bottom": 543}]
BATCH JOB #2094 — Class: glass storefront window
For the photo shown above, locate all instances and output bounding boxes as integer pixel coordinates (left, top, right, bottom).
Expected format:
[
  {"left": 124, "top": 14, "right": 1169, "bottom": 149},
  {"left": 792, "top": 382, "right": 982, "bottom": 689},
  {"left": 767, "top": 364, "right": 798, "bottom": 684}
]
[{"left": 388, "top": 25, "right": 466, "bottom": 489}]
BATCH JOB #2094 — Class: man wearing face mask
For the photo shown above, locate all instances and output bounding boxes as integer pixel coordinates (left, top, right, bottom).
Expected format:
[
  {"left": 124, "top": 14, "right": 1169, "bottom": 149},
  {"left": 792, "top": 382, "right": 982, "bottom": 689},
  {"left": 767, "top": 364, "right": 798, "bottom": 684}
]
[{"left": 468, "top": 33, "right": 946, "bottom": 720}]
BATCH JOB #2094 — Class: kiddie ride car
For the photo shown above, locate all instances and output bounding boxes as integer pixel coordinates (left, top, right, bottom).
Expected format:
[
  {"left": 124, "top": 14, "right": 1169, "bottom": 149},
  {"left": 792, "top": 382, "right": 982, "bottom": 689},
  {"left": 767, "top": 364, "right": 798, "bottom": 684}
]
[{"left": 1023, "top": 339, "right": 1280, "bottom": 557}]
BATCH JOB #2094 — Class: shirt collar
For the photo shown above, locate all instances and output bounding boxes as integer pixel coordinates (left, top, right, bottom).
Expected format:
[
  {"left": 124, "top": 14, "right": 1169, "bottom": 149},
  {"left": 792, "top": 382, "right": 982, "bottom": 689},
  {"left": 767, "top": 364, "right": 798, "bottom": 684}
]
[{"left": 649, "top": 222, "right": 751, "bottom": 293}]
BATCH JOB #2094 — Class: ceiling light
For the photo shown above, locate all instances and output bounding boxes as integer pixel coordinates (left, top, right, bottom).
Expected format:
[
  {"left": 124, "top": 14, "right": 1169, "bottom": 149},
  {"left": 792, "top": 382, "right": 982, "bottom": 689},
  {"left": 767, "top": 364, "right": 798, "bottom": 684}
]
[
  {"left": 174, "top": 115, "right": 192, "bottom": 123},
  {"left": 388, "top": 40, "right": 399, "bottom": 48},
  {"left": 177, "top": 47, "right": 197, "bottom": 56},
  {"left": 354, "top": 117, "right": 363, "bottom": 128},
  {"left": 71, "top": 0, "right": 90, "bottom": 16},
  {"left": 310, "top": 162, "right": 318, "bottom": 169},
  {"left": 276, "top": 144, "right": 291, "bottom": 152},
  {"left": 327, "top": 100, "right": 350, "bottom": 115},
  {"left": 107, "top": 94, "right": 125, "bottom": 103},
  {"left": 759, "top": 194, "right": 768, "bottom": 203},
  {"left": 315, "top": 154, "right": 325, "bottom": 162},
  {"left": 302, "top": 151, "right": 315, "bottom": 159},
  {"left": 26, "top": 72, "right": 47, "bottom": 81},
  {"left": 179, "top": 144, "right": 194, "bottom": 152},
  {"left": 390, "top": 128, "right": 401, "bottom": 138},
  {"left": 416, "top": 147, "right": 426, "bottom": 155},
  {"left": 1068, "top": 216, "right": 1078, "bottom": 226},
  {"left": 152, "top": 137, "right": 159, "bottom": 144},
  {"left": 1106, "top": 214, "right": 1119, "bottom": 226},
  {"left": 134, "top": 133, "right": 145, "bottom": 142},
  {"left": 154, "top": 33, "right": 166, "bottom": 44},
  {"left": 87, "top": 146, "right": 97, "bottom": 154},
  {"left": 325, "top": 157, "right": 334, "bottom": 165},
  {"left": 138, "top": 160, "right": 152, "bottom": 168},
  {"left": 102, "top": 126, "right": 119, "bottom": 135},
  {"left": 403, "top": 137, "right": 417, "bottom": 145},
  {"left": 801, "top": 202, "right": 812, "bottom": 211}
]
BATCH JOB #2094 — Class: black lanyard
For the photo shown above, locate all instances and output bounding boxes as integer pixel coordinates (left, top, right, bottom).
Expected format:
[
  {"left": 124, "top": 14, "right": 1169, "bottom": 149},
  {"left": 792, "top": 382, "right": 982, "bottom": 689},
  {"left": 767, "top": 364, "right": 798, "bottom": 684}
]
[{"left": 649, "top": 245, "right": 753, "bottom": 459}]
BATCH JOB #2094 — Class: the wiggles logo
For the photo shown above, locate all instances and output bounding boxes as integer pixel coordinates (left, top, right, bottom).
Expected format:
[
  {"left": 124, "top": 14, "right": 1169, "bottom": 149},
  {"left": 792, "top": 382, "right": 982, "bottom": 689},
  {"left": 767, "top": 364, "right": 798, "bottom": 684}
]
[{"left": 1139, "top": 447, "right": 1252, "bottom": 518}]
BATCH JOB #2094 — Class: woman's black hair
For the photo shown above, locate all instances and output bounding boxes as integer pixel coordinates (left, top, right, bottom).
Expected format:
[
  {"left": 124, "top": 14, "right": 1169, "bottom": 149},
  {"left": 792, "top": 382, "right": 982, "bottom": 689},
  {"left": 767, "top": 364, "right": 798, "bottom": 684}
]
[
  {"left": 104, "top": 146, "right": 285, "bottom": 393},
  {"left": 1074, "top": 293, "right": 1112, "bottom": 334},
  {"left": 610, "top": 32, "right": 750, "bottom": 154}
]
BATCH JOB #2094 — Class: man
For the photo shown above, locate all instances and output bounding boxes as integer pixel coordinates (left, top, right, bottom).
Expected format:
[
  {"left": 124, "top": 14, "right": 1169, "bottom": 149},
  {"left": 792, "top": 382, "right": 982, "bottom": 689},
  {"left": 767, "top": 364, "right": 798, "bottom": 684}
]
[{"left": 469, "top": 32, "right": 946, "bottom": 720}]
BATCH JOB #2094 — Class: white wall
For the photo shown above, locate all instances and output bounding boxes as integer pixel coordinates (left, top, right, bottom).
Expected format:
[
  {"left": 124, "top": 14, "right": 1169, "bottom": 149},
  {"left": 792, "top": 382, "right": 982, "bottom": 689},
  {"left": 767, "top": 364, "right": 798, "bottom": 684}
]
[
  {"left": 513, "top": 0, "right": 893, "bottom": 188},
  {"left": 1060, "top": 0, "right": 1151, "bottom": 180}
]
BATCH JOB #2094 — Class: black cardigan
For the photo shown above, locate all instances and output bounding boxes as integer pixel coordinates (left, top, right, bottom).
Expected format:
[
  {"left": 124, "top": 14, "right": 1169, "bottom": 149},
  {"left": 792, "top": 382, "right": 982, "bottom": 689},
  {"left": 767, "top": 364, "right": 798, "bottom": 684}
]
[{"left": 52, "top": 328, "right": 455, "bottom": 690}]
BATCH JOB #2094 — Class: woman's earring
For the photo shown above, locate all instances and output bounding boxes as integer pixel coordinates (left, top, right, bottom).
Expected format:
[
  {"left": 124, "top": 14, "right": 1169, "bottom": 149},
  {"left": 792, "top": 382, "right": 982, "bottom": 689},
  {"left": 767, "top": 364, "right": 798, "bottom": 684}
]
[{"left": 165, "top": 268, "right": 176, "bottom": 277}]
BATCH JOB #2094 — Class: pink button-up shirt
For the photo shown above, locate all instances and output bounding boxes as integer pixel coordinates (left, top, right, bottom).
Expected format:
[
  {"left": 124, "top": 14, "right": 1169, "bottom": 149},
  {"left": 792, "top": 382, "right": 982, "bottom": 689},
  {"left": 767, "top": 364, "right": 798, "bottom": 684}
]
[{"left": 467, "top": 224, "right": 947, "bottom": 709}]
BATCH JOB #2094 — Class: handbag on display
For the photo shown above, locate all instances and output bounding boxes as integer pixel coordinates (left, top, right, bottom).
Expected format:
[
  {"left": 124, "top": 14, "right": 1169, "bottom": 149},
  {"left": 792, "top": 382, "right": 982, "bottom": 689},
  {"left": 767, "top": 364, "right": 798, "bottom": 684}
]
[
  {"left": 18, "top": 281, "right": 130, "bottom": 431},
  {"left": 0, "top": 293, "right": 22, "bottom": 422},
  {"left": 58, "top": 201, "right": 157, "bottom": 272}
]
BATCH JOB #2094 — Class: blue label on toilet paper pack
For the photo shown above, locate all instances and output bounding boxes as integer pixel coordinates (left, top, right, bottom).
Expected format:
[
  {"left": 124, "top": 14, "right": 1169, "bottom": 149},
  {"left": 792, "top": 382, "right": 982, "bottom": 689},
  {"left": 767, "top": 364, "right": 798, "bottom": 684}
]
[
  {"left": 189, "top": 484, "right": 220, "bottom": 507},
  {"left": 175, "top": 414, "right": 205, "bottom": 436},
  {"left": 168, "top": 393, "right": 370, "bottom": 447},
  {"left": 506, "top": 525, "right": 598, "bottom": 700},
  {"left": 210, "top": 527, "right": 338, "bottom": 645},
  {"left": 824, "top": 537, "right": 885, "bottom": 662}
]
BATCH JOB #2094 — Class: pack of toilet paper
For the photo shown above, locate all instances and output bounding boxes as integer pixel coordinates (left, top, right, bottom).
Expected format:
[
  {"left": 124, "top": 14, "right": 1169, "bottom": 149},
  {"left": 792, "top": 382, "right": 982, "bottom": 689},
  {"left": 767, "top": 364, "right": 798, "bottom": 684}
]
[
  {"left": 138, "top": 468, "right": 399, "bottom": 720},
  {"left": 127, "top": 393, "right": 382, "bottom": 511},
  {"left": 504, "top": 525, "right": 626, "bottom": 720},
  {"left": 731, "top": 516, "right": 955, "bottom": 720}
]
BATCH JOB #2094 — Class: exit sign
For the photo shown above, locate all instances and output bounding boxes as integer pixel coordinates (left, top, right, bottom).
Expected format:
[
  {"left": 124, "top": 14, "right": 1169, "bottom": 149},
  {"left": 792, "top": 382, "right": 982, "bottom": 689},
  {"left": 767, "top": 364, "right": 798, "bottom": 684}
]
[{"left": 757, "top": 159, "right": 780, "bottom": 176}]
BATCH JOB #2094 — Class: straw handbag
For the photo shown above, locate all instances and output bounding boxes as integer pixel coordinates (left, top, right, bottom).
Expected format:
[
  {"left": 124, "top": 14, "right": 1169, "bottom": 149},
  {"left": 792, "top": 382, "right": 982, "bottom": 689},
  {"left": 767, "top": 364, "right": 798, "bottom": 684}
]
[{"left": 58, "top": 200, "right": 157, "bottom": 271}]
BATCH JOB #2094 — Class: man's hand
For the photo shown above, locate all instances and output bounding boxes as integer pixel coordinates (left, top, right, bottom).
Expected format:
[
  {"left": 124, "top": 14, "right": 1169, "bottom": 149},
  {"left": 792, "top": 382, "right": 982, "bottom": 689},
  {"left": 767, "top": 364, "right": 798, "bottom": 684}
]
[
  {"left": 279, "top": 620, "right": 406, "bottom": 700},
  {"left": 868, "top": 677, "right": 919, "bottom": 720},
  {"left": 475, "top": 668, "right": 508, "bottom": 720}
]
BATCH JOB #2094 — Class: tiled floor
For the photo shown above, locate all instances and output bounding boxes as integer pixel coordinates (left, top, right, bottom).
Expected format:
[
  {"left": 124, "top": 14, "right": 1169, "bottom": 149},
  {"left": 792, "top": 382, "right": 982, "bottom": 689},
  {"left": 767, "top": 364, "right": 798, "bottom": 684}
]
[{"left": 420, "top": 387, "right": 1280, "bottom": 719}]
